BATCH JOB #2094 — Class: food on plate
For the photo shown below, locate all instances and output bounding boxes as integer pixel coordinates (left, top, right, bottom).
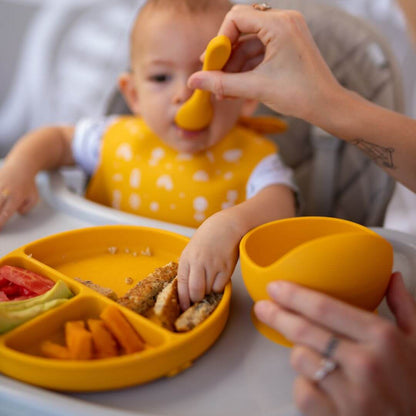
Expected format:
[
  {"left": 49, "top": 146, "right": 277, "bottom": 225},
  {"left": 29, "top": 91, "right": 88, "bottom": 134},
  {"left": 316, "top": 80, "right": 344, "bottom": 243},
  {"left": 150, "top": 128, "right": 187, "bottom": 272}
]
[
  {"left": 0, "top": 279, "right": 73, "bottom": 334},
  {"left": 140, "top": 247, "right": 152, "bottom": 256},
  {"left": 152, "top": 278, "right": 180, "bottom": 331},
  {"left": 0, "top": 265, "right": 55, "bottom": 301},
  {"left": 117, "top": 262, "right": 223, "bottom": 332},
  {"left": 40, "top": 305, "right": 145, "bottom": 360},
  {"left": 65, "top": 320, "right": 93, "bottom": 360},
  {"left": 107, "top": 246, "right": 118, "bottom": 255},
  {"left": 175, "top": 293, "right": 223, "bottom": 332},
  {"left": 74, "top": 277, "right": 118, "bottom": 301},
  {"left": 87, "top": 319, "right": 118, "bottom": 358},
  {"left": 100, "top": 305, "right": 145, "bottom": 353},
  {"left": 117, "top": 262, "right": 178, "bottom": 314},
  {"left": 41, "top": 340, "right": 71, "bottom": 359},
  {"left": 125, "top": 277, "right": 134, "bottom": 285}
]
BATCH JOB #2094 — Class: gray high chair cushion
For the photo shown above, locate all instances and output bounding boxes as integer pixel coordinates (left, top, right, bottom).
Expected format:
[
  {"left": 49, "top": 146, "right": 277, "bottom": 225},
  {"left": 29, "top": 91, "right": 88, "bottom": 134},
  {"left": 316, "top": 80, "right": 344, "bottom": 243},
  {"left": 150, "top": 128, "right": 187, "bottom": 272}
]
[{"left": 105, "top": 1, "right": 404, "bottom": 226}]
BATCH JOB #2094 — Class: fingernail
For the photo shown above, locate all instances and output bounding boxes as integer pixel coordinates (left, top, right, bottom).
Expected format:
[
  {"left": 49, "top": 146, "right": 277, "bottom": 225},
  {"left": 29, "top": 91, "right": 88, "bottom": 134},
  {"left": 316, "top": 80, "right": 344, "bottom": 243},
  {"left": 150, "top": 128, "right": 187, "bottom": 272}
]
[
  {"left": 391, "top": 271, "right": 405, "bottom": 286},
  {"left": 392, "top": 271, "right": 403, "bottom": 279}
]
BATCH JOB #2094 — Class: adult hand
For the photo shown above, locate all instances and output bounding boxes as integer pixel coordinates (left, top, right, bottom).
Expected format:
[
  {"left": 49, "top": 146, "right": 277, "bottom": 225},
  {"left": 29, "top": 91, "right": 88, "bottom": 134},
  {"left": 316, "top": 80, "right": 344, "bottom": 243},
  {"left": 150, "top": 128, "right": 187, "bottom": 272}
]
[
  {"left": 254, "top": 272, "right": 416, "bottom": 416},
  {"left": 188, "top": 5, "right": 343, "bottom": 125}
]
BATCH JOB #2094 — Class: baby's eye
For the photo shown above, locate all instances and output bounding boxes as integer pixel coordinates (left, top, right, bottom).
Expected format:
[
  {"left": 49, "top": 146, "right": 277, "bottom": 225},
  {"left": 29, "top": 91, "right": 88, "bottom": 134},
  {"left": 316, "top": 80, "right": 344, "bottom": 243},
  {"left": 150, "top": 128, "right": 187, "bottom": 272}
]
[{"left": 149, "top": 74, "right": 171, "bottom": 83}]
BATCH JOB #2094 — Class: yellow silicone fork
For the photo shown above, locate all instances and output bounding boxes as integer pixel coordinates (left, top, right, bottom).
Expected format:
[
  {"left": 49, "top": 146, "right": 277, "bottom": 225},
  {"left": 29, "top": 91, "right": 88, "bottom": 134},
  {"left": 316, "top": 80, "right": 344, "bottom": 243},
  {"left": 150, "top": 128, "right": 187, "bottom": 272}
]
[{"left": 175, "top": 35, "right": 231, "bottom": 131}]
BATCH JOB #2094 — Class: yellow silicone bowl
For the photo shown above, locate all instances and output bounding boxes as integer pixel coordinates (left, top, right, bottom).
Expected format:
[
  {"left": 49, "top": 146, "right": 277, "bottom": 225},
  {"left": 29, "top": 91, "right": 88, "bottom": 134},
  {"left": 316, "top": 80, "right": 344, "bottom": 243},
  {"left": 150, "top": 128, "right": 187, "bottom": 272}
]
[{"left": 239, "top": 217, "right": 393, "bottom": 346}]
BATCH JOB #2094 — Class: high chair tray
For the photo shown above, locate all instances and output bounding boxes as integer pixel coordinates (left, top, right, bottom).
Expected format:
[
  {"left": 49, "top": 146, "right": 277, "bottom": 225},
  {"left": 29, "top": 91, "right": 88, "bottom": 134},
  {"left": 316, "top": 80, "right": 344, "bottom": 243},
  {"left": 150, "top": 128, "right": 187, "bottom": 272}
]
[{"left": 0, "top": 225, "right": 231, "bottom": 392}]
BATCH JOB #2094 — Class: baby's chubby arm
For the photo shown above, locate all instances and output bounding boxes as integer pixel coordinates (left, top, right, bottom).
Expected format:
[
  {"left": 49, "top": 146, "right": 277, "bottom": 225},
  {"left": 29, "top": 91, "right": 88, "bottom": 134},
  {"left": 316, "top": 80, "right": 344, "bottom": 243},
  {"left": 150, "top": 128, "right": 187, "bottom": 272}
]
[
  {"left": 177, "top": 184, "right": 296, "bottom": 310},
  {"left": 0, "top": 126, "right": 75, "bottom": 229}
]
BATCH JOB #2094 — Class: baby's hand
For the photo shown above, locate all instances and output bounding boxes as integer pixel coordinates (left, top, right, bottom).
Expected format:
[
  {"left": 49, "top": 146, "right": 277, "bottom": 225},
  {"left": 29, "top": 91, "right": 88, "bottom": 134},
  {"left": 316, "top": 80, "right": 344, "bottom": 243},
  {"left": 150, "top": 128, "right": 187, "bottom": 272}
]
[
  {"left": 177, "top": 211, "right": 242, "bottom": 310},
  {"left": 0, "top": 163, "right": 39, "bottom": 229}
]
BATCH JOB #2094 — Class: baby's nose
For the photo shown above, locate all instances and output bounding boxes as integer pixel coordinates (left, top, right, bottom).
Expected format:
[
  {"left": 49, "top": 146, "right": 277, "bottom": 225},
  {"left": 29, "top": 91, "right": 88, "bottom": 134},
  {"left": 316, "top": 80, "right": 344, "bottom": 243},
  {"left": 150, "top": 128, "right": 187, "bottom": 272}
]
[{"left": 173, "top": 82, "right": 193, "bottom": 105}]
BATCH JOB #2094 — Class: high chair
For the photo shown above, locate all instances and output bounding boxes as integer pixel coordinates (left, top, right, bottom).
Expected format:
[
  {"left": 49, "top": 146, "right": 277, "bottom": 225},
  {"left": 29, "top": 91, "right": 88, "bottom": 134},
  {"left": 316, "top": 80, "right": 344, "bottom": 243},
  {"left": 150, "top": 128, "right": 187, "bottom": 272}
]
[{"left": 44, "top": 1, "right": 404, "bottom": 229}]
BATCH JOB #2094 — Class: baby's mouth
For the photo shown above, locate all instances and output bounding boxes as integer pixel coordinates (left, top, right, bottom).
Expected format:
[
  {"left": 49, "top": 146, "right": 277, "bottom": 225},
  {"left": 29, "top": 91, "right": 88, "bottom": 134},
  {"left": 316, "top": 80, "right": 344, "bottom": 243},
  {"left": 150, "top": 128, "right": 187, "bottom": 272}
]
[{"left": 174, "top": 123, "right": 207, "bottom": 139}]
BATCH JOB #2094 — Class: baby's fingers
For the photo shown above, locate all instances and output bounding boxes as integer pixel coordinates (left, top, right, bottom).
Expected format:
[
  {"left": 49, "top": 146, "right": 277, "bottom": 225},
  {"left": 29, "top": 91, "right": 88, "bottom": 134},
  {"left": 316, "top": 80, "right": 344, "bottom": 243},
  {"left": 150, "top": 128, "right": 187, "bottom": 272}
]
[
  {"left": 212, "top": 270, "right": 229, "bottom": 294},
  {"left": 188, "top": 264, "right": 206, "bottom": 305},
  {"left": 0, "top": 191, "right": 17, "bottom": 228},
  {"left": 177, "top": 261, "right": 191, "bottom": 311},
  {"left": 18, "top": 191, "right": 38, "bottom": 215}
]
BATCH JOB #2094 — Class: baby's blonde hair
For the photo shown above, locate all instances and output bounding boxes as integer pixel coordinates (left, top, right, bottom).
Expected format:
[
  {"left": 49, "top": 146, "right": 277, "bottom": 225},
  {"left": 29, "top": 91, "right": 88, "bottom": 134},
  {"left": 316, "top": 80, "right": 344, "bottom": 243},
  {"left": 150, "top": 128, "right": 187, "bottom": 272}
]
[
  {"left": 130, "top": 0, "right": 233, "bottom": 62},
  {"left": 140, "top": 0, "right": 233, "bottom": 14}
]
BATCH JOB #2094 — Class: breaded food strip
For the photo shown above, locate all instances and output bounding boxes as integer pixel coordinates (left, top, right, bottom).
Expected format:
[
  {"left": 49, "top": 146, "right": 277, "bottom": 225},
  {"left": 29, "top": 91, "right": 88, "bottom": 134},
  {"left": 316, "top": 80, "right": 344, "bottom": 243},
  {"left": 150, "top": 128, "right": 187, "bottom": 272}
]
[
  {"left": 175, "top": 292, "right": 223, "bottom": 332},
  {"left": 74, "top": 278, "right": 118, "bottom": 301},
  {"left": 117, "top": 262, "right": 178, "bottom": 315},
  {"left": 153, "top": 278, "right": 180, "bottom": 331}
]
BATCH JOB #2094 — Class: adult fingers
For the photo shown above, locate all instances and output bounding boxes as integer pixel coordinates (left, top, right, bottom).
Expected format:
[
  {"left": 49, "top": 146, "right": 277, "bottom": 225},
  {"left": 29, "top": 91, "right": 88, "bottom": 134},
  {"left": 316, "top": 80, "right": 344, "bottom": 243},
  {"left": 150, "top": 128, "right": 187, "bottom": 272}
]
[
  {"left": 266, "top": 281, "right": 383, "bottom": 342},
  {"left": 386, "top": 272, "right": 416, "bottom": 333},
  {"left": 254, "top": 299, "right": 354, "bottom": 365},
  {"left": 188, "top": 70, "right": 262, "bottom": 101},
  {"left": 224, "top": 35, "right": 264, "bottom": 73},
  {"left": 217, "top": 5, "right": 272, "bottom": 45},
  {"left": 291, "top": 345, "right": 347, "bottom": 403},
  {"left": 293, "top": 376, "right": 336, "bottom": 416}
]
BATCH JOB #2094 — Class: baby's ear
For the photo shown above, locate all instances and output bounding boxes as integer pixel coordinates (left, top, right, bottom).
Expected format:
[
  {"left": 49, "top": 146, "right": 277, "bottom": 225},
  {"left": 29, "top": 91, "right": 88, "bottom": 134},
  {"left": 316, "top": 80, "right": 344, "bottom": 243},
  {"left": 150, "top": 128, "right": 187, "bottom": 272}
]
[
  {"left": 241, "top": 99, "right": 258, "bottom": 117},
  {"left": 118, "top": 72, "right": 140, "bottom": 115}
]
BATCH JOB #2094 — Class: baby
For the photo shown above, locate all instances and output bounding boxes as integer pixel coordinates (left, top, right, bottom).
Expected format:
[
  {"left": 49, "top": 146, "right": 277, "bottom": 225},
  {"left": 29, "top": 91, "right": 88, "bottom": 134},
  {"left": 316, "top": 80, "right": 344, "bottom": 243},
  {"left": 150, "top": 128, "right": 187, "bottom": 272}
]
[{"left": 0, "top": 0, "right": 296, "bottom": 309}]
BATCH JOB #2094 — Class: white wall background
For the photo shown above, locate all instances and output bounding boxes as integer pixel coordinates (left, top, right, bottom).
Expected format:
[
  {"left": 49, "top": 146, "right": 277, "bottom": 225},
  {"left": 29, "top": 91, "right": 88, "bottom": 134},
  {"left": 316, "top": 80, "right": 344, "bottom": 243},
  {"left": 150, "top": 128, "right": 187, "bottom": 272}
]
[{"left": 0, "top": 0, "right": 141, "bottom": 154}]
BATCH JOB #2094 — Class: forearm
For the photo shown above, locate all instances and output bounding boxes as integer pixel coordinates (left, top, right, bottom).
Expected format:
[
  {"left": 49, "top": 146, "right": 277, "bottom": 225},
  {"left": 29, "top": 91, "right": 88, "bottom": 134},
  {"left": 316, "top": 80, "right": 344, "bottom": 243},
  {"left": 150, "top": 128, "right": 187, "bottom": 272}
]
[
  {"left": 217, "top": 185, "right": 296, "bottom": 239},
  {"left": 3, "top": 126, "right": 75, "bottom": 176},
  {"left": 310, "top": 86, "right": 416, "bottom": 192}
]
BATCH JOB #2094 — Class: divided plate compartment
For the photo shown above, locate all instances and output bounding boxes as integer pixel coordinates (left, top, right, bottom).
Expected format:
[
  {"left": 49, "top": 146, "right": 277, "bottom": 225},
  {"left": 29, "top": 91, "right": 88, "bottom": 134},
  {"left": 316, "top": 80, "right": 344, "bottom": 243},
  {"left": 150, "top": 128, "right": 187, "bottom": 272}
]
[{"left": 0, "top": 225, "right": 231, "bottom": 391}]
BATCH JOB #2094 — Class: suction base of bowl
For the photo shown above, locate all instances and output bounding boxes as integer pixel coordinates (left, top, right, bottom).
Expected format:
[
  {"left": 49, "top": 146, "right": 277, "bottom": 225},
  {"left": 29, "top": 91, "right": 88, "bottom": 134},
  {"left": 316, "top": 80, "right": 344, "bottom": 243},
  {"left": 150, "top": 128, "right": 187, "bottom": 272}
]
[{"left": 250, "top": 307, "right": 292, "bottom": 347}]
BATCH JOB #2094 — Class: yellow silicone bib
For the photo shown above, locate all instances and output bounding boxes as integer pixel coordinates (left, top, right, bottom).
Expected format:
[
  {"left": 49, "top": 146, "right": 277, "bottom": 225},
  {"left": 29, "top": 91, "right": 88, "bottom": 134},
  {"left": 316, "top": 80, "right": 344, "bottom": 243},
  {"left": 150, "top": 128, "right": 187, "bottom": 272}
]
[{"left": 86, "top": 117, "right": 277, "bottom": 227}]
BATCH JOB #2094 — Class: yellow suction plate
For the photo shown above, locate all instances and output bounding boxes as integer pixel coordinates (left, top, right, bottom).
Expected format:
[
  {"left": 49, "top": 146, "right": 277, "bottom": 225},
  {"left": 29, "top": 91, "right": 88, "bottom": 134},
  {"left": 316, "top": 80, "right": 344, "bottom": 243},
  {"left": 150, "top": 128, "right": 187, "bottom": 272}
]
[{"left": 0, "top": 225, "right": 231, "bottom": 391}]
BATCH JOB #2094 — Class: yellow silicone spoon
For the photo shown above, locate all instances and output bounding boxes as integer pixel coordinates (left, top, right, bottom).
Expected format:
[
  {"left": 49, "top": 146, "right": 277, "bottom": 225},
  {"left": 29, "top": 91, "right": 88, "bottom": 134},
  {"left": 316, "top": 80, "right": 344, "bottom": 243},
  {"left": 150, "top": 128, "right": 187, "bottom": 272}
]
[{"left": 175, "top": 35, "right": 232, "bottom": 131}]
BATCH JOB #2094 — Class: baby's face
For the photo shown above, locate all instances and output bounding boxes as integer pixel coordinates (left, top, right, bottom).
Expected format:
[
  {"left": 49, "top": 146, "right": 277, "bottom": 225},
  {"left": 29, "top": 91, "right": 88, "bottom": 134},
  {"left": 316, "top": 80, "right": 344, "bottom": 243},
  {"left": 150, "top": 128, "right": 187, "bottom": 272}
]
[{"left": 128, "top": 9, "right": 246, "bottom": 154}]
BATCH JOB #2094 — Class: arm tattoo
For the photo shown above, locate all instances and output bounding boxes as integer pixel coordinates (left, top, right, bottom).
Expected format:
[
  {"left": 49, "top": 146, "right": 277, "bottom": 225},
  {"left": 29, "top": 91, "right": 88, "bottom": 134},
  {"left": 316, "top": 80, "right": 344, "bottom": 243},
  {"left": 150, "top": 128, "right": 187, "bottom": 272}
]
[{"left": 351, "top": 138, "right": 396, "bottom": 169}]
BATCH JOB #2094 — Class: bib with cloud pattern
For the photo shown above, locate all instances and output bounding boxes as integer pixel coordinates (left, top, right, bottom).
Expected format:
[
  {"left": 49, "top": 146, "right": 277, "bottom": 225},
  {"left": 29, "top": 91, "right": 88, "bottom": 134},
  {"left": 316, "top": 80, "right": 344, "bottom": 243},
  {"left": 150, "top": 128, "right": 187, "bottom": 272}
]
[{"left": 86, "top": 116, "right": 277, "bottom": 227}]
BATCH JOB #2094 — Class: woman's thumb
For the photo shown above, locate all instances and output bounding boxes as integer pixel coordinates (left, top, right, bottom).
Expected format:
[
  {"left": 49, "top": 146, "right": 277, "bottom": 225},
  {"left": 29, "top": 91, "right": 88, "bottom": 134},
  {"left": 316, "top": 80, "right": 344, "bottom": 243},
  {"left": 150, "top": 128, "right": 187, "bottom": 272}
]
[{"left": 188, "top": 70, "right": 256, "bottom": 101}]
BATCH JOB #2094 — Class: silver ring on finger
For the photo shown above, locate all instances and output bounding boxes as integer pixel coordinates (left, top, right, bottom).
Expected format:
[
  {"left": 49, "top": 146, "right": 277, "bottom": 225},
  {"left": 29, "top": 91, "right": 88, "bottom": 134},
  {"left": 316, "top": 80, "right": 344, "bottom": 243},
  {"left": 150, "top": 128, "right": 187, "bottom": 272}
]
[{"left": 313, "top": 358, "right": 337, "bottom": 382}]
